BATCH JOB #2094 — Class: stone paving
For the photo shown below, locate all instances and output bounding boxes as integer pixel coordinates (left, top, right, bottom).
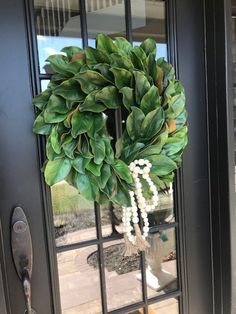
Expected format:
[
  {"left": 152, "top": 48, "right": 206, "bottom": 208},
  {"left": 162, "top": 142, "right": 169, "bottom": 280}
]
[{"left": 57, "top": 228, "right": 178, "bottom": 314}]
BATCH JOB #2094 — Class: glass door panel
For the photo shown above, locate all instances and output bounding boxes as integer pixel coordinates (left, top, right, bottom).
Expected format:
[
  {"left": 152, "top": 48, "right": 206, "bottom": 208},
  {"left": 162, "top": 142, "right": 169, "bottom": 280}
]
[{"left": 33, "top": 1, "right": 180, "bottom": 313}]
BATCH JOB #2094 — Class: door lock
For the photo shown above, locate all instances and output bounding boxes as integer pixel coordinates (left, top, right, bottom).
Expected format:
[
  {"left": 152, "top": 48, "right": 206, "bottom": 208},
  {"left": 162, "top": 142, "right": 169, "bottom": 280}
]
[{"left": 11, "top": 206, "right": 36, "bottom": 314}]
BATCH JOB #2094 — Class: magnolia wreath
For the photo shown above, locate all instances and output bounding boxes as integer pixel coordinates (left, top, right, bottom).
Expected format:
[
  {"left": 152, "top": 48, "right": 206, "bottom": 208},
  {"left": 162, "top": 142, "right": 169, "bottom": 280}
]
[{"left": 33, "top": 34, "right": 188, "bottom": 255}]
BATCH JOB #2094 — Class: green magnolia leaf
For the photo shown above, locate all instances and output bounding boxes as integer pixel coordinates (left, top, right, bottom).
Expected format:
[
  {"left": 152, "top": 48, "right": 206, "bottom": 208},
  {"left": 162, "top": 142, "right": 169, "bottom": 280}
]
[
  {"left": 140, "top": 85, "right": 160, "bottom": 114},
  {"left": 75, "top": 70, "right": 109, "bottom": 94},
  {"left": 176, "top": 109, "right": 188, "bottom": 129},
  {"left": 110, "top": 53, "right": 134, "bottom": 70},
  {"left": 98, "top": 163, "right": 111, "bottom": 189},
  {"left": 130, "top": 50, "right": 145, "bottom": 71},
  {"left": 114, "top": 37, "right": 132, "bottom": 54},
  {"left": 140, "top": 38, "right": 157, "bottom": 56},
  {"left": 102, "top": 174, "right": 117, "bottom": 198},
  {"left": 66, "top": 60, "right": 85, "bottom": 74},
  {"left": 110, "top": 67, "right": 132, "bottom": 89},
  {"left": 111, "top": 181, "right": 131, "bottom": 207},
  {"left": 148, "top": 154, "right": 177, "bottom": 176},
  {"left": 85, "top": 47, "right": 110, "bottom": 65},
  {"left": 115, "top": 137, "right": 123, "bottom": 158},
  {"left": 66, "top": 100, "right": 77, "bottom": 110},
  {"left": 111, "top": 159, "right": 133, "bottom": 184},
  {"left": 71, "top": 155, "right": 91, "bottom": 173},
  {"left": 163, "top": 126, "right": 188, "bottom": 156},
  {"left": 61, "top": 46, "right": 83, "bottom": 60},
  {"left": 50, "top": 125, "right": 61, "bottom": 154},
  {"left": 97, "top": 192, "right": 110, "bottom": 206},
  {"left": 80, "top": 91, "right": 106, "bottom": 113},
  {"left": 74, "top": 172, "right": 98, "bottom": 201},
  {"left": 146, "top": 53, "right": 157, "bottom": 81},
  {"left": 46, "top": 138, "right": 63, "bottom": 160},
  {"left": 81, "top": 138, "right": 93, "bottom": 158},
  {"left": 121, "top": 142, "right": 145, "bottom": 164},
  {"left": 86, "top": 160, "right": 102, "bottom": 176},
  {"left": 62, "top": 135, "right": 78, "bottom": 159},
  {"left": 119, "top": 87, "right": 136, "bottom": 111},
  {"left": 133, "top": 71, "right": 151, "bottom": 104},
  {"left": 165, "top": 91, "right": 186, "bottom": 119},
  {"left": 47, "top": 95, "right": 68, "bottom": 113},
  {"left": 46, "top": 54, "right": 72, "bottom": 75},
  {"left": 33, "top": 89, "right": 51, "bottom": 110},
  {"left": 71, "top": 110, "right": 93, "bottom": 137},
  {"left": 51, "top": 73, "right": 69, "bottom": 83},
  {"left": 44, "top": 109, "right": 67, "bottom": 123},
  {"left": 103, "top": 136, "right": 115, "bottom": 164},
  {"left": 44, "top": 158, "right": 72, "bottom": 185},
  {"left": 92, "top": 63, "right": 114, "bottom": 81},
  {"left": 126, "top": 107, "right": 145, "bottom": 140},
  {"left": 157, "top": 58, "right": 175, "bottom": 88},
  {"left": 132, "top": 46, "right": 147, "bottom": 62},
  {"left": 87, "top": 114, "right": 105, "bottom": 139},
  {"left": 33, "top": 113, "right": 52, "bottom": 135},
  {"left": 53, "top": 79, "right": 85, "bottom": 101},
  {"left": 95, "top": 86, "right": 121, "bottom": 109},
  {"left": 90, "top": 138, "right": 106, "bottom": 164},
  {"left": 141, "top": 107, "right": 164, "bottom": 138},
  {"left": 139, "top": 124, "right": 168, "bottom": 157},
  {"left": 96, "top": 33, "right": 118, "bottom": 54}
]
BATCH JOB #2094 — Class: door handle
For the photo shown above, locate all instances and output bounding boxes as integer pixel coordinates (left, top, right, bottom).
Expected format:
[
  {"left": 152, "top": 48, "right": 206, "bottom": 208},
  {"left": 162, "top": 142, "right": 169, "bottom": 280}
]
[{"left": 11, "top": 206, "right": 36, "bottom": 313}]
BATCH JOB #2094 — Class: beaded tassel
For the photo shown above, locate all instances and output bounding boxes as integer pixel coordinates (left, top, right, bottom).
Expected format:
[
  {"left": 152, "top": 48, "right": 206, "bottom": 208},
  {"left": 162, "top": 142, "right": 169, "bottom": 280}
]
[{"left": 122, "top": 159, "right": 159, "bottom": 254}]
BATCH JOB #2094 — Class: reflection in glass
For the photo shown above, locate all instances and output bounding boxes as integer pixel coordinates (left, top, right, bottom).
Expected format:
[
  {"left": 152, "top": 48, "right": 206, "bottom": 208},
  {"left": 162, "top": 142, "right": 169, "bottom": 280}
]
[
  {"left": 131, "top": 0, "right": 167, "bottom": 59},
  {"left": 145, "top": 228, "right": 177, "bottom": 298},
  {"left": 151, "top": 298, "right": 179, "bottom": 314},
  {"left": 34, "top": 0, "right": 83, "bottom": 73},
  {"left": 102, "top": 239, "right": 142, "bottom": 311},
  {"left": 53, "top": 181, "right": 96, "bottom": 246},
  {"left": 40, "top": 79, "right": 50, "bottom": 91},
  {"left": 57, "top": 246, "right": 102, "bottom": 314},
  {"left": 87, "top": 0, "right": 126, "bottom": 43}
]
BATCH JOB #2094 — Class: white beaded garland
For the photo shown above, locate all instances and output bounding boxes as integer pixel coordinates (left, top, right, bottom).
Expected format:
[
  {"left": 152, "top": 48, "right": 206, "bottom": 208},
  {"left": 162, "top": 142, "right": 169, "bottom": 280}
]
[{"left": 122, "top": 158, "right": 161, "bottom": 245}]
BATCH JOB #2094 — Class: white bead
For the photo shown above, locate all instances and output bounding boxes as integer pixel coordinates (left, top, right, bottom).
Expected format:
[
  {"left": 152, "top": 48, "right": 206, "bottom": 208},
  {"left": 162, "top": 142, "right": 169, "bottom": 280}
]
[
  {"left": 135, "top": 182, "right": 142, "bottom": 189},
  {"left": 143, "top": 166, "right": 150, "bottom": 173},
  {"left": 153, "top": 195, "right": 159, "bottom": 202},
  {"left": 132, "top": 217, "right": 139, "bottom": 224},
  {"left": 150, "top": 185, "right": 156, "bottom": 192},
  {"left": 132, "top": 173, "right": 138, "bottom": 178},
  {"left": 143, "top": 226, "right": 149, "bottom": 232},
  {"left": 135, "top": 188, "right": 142, "bottom": 195},
  {"left": 141, "top": 212, "right": 148, "bottom": 219},
  {"left": 138, "top": 159, "right": 145, "bottom": 165},
  {"left": 133, "top": 166, "right": 140, "bottom": 173},
  {"left": 138, "top": 197, "right": 145, "bottom": 204},
  {"left": 129, "top": 162, "right": 135, "bottom": 169},
  {"left": 129, "top": 191, "right": 135, "bottom": 197}
]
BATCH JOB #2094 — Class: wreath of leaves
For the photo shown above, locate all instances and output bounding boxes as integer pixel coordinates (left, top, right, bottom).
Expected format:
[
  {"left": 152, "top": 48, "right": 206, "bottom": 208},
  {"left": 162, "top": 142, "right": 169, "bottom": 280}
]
[{"left": 33, "top": 34, "right": 188, "bottom": 207}]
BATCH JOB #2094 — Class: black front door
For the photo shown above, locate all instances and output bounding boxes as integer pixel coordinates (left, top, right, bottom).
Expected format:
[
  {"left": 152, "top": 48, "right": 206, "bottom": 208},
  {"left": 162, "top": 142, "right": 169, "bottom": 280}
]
[{"left": 0, "top": 0, "right": 230, "bottom": 313}]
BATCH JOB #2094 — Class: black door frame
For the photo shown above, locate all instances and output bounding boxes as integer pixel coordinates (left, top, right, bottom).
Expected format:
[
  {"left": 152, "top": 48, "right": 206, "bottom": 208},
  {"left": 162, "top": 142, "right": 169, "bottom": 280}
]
[
  {"left": 169, "top": 0, "right": 234, "bottom": 313},
  {"left": 0, "top": 0, "right": 234, "bottom": 313}
]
